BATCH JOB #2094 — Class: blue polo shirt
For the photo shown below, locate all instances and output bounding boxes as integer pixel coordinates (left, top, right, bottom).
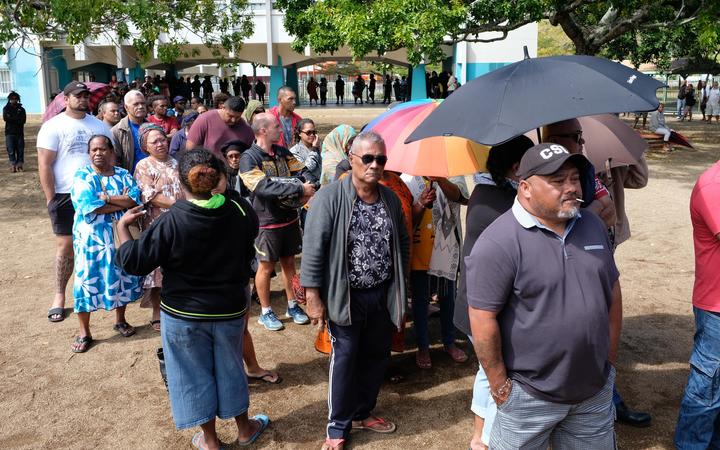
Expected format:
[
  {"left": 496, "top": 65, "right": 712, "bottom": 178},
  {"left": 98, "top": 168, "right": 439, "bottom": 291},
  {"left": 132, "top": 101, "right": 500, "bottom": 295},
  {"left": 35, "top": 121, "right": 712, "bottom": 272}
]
[
  {"left": 466, "top": 198, "right": 619, "bottom": 404},
  {"left": 129, "top": 120, "right": 146, "bottom": 174}
]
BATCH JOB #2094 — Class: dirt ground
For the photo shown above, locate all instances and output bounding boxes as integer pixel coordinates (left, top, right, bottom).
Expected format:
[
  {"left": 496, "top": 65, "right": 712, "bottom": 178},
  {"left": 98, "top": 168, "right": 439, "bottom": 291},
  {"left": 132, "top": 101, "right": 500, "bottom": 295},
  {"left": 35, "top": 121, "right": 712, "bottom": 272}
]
[{"left": 0, "top": 105, "right": 715, "bottom": 449}]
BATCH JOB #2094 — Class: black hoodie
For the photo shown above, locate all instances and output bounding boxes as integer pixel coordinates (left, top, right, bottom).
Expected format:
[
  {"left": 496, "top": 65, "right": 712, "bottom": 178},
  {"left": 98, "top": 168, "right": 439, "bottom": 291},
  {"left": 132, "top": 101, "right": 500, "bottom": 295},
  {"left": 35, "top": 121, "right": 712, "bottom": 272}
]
[
  {"left": 116, "top": 196, "right": 258, "bottom": 320},
  {"left": 3, "top": 102, "right": 26, "bottom": 135}
]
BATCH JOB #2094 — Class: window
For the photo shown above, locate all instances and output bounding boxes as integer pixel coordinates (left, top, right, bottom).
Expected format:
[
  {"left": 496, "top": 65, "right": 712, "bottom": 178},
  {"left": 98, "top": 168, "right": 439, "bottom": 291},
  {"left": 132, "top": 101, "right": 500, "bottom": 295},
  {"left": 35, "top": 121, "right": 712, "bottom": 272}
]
[
  {"left": 74, "top": 71, "right": 92, "bottom": 83},
  {"left": 0, "top": 68, "right": 11, "bottom": 95}
]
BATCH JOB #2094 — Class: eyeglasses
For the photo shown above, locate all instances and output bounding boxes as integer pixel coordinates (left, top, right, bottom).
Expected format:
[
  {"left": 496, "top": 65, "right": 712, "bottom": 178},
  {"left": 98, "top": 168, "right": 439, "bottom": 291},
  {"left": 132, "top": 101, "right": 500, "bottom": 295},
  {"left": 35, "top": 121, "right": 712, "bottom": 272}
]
[
  {"left": 551, "top": 131, "right": 583, "bottom": 144},
  {"left": 352, "top": 153, "right": 388, "bottom": 165},
  {"left": 301, "top": 130, "right": 317, "bottom": 135},
  {"left": 147, "top": 139, "right": 168, "bottom": 146}
]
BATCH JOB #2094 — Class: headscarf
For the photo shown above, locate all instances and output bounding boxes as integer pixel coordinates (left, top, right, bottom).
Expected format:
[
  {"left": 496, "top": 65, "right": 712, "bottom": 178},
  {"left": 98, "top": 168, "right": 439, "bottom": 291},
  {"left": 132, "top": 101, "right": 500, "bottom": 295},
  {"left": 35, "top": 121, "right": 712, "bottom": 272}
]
[
  {"left": 138, "top": 122, "right": 166, "bottom": 151},
  {"left": 242, "top": 100, "right": 264, "bottom": 124},
  {"left": 320, "top": 124, "right": 357, "bottom": 185}
]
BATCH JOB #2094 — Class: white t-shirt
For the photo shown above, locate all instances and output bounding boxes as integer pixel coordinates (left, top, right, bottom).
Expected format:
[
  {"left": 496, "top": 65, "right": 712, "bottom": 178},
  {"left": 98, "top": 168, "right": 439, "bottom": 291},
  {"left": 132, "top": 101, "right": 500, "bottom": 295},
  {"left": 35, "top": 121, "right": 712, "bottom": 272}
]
[{"left": 37, "top": 113, "right": 113, "bottom": 193}]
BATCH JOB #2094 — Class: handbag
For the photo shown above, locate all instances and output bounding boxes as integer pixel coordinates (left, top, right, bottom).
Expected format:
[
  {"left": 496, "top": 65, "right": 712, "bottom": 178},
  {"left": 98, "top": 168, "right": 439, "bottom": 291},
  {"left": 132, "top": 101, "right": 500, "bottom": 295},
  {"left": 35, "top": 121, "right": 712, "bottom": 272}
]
[
  {"left": 98, "top": 175, "right": 141, "bottom": 248},
  {"left": 314, "top": 324, "right": 332, "bottom": 355}
]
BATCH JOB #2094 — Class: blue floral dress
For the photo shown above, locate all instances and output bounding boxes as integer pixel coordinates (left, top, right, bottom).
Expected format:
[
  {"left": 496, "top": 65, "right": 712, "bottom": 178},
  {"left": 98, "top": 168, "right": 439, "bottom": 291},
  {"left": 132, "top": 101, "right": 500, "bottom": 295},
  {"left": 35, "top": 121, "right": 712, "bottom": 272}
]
[{"left": 70, "top": 165, "right": 143, "bottom": 313}]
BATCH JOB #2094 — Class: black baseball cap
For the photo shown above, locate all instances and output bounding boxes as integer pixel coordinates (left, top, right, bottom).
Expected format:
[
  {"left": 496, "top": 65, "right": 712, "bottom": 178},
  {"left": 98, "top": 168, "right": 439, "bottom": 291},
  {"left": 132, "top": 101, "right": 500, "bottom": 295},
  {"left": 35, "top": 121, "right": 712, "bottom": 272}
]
[
  {"left": 63, "top": 81, "right": 90, "bottom": 96},
  {"left": 517, "top": 143, "right": 589, "bottom": 180}
]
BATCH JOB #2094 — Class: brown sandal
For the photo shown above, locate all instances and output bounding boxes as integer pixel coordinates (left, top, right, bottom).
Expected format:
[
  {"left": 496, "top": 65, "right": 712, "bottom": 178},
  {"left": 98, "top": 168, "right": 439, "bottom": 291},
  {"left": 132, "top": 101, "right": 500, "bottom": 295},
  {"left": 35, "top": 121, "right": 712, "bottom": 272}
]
[{"left": 113, "top": 322, "right": 136, "bottom": 337}]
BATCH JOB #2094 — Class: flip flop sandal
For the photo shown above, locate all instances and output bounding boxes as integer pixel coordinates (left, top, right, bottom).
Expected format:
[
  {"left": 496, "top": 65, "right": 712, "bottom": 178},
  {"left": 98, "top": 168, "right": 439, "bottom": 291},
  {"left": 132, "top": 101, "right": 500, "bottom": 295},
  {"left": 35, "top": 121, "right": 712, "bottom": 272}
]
[
  {"left": 416, "top": 351, "right": 432, "bottom": 369},
  {"left": 191, "top": 431, "right": 226, "bottom": 450},
  {"left": 71, "top": 335, "right": 93, "bottom": 353},
  {"left": 322, "top": 438, "right": 345, "bottom": 450},
  {"left": 247, "top": 371, "right": 282, "bottom": 384},
  {"left": 113, "top": 322, "right": 136, "bottom": 337},
  {"left": 237, "top": 414, "right": 270, "bottom": 446},
  {"left": 48, "top": 307, "right": 65, "bottom": 322},
  {"left": 149, "top": 320, "right": 161, "bottom": 332},
  {"left": 352, "top": 416, "right": 396, "bottom": 433}
]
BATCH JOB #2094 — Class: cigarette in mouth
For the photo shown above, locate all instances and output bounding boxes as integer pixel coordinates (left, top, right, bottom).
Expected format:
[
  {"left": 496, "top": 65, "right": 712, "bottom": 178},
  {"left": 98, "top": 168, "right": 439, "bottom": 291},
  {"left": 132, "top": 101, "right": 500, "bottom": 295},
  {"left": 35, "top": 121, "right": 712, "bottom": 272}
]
[{"left": 575, "top": 198, "right": 584, "bottom": 203}]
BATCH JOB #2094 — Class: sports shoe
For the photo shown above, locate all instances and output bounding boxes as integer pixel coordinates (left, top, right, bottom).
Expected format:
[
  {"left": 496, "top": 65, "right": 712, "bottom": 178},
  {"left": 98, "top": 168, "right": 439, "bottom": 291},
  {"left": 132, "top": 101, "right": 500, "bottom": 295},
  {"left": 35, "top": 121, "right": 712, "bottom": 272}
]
[
  {"left": 285, "top": 304, "right": 310, "bottom": 325},
  {"left": 258, "top": 310, "right": 284, "bottom": 331}
]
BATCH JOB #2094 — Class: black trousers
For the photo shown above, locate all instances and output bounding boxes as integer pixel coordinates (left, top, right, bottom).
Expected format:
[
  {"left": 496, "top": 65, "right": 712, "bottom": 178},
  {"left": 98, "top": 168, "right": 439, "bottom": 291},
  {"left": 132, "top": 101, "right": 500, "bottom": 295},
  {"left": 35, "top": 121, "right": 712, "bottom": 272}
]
[{"left": 326, "top": 284, "right": 393, "bottom": 439}]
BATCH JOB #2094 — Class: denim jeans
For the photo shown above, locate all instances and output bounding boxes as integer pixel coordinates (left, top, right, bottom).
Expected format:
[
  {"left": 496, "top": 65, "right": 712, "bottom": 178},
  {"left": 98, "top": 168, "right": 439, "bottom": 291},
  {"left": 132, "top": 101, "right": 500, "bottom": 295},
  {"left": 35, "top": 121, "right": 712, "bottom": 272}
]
[
  {"left": 5, "top": 134, "right": 24, "bottom": 166},
  {"left": 410, "top": 271, "right": 456, "bottom": 349},
  {"left": 675, "top": 307, "right": 720, "bottom": 449},
  {"left": 677, "top": 98, "right": 686, "bottom": 118},
  {"left": 161, "top": 312, "right": 249, "bottom": 429},
  {"left": 471, "top": 361, "right": 497, "bottom": 446}
]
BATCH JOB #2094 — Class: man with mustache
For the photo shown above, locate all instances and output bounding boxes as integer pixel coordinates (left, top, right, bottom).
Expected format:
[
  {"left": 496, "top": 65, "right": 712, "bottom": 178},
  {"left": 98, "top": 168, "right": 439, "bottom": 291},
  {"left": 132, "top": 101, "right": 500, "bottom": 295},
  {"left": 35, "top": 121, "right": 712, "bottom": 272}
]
[
  {"left": 38, "top": 81, "right": 115, "bottom": 323},
  {"left": 545, "top": 119, "right": 652, "bottom": 428},
  {"left": 466, "top": 143, "right": 622, "bottom": 449}
]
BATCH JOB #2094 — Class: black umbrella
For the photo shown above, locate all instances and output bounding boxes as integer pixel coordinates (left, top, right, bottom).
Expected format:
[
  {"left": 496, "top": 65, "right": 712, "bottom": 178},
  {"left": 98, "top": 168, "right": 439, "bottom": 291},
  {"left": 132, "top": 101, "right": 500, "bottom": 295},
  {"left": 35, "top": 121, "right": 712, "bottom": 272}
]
[{"left": 406, "top": 52, "right": 666, "bottom": 146}]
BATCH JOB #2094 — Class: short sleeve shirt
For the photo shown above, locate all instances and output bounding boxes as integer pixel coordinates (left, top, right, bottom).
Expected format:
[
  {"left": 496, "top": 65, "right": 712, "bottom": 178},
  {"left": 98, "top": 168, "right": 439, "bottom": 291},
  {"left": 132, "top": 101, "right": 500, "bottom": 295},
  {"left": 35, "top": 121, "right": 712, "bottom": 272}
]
[
  {"left": 36, "top": 113, "right": 113, "bottom": 193},
  {"left": 690, "top": 160, "right": 720, "bottom": 312},
  {"left": 465, "top": 199, "right": 619, "bottom": 404},
  {"left": 347, "top": 198, "right": 393, "bottom": 289},
  {"left": 147, "top": 114, "right": 180, "bottom": 135},
  {"left": 129, "top": 121, "right": 146, "bottom": 174},
  {"left": 186, "top": 110, "right": 254, "bottom": 158},
  {"left": 279, "top": 116, "right": 293, "bottom": 149}
]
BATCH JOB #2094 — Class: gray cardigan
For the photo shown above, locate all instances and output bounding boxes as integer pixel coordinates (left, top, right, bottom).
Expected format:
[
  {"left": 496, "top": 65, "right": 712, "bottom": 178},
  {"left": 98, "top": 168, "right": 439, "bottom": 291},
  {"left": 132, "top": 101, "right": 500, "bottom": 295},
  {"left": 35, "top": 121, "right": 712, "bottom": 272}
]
[{"left": 300, "top": 175, "right": 409, "bottom": 329}]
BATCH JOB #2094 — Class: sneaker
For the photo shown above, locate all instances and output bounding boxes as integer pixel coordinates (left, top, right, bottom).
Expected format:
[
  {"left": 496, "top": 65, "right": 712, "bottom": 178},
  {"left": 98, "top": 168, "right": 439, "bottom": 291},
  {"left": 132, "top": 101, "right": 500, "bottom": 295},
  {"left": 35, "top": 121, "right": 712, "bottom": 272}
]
[
  {"left": 285, "top": 304, "right": 310, "bottom": 325},
  {"left": 258, "top": 310, "right": 284, "bottom": 331}
]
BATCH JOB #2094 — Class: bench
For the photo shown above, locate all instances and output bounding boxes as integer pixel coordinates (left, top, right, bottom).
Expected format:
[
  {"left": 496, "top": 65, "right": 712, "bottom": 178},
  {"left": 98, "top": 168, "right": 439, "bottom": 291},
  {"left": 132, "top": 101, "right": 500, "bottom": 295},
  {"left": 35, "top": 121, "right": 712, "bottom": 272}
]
[{"left": 637, "top": 130, "right": 666, "bottom": 151}]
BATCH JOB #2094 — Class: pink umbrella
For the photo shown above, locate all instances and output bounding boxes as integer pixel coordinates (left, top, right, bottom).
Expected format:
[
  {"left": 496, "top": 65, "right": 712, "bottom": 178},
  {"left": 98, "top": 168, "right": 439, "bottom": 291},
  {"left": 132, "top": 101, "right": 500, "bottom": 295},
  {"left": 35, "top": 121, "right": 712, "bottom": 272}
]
[
  {"left": 43, "top": 82, "right": 111, "bottom": 122},
  {"left": 368, "top": 100, "right": 490, "bottom": 177}
]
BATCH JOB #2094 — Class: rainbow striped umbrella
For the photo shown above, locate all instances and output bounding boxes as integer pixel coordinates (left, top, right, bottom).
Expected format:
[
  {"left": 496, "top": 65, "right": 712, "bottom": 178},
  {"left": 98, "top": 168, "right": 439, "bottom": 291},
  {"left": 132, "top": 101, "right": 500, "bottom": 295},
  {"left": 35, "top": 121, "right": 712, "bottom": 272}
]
[{"left": 367, "top": 99, "right": 490, "bottom": 177}]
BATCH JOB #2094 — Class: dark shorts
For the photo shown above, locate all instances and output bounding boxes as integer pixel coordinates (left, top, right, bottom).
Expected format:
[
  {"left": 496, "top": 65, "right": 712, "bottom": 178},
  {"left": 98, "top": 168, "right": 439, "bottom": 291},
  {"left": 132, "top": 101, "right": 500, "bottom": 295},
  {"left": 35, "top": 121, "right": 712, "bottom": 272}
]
[
  {"left": 254, "top": 221, "right": 302, "bottom": 262},
  {"left": 47, "top": 193, "right": 74, "bottom": 236}
]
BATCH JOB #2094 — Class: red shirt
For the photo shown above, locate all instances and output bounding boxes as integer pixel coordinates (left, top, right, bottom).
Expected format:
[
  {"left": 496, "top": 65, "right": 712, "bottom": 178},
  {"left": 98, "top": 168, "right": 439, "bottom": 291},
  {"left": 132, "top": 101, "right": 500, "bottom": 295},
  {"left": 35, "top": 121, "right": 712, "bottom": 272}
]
[
  {"left": 690, "top": 160, "right": 720, "bottom": 312},
  {"left": 147, "top": 114, "right": 180, "bottom": 135},
  {"left": 268, "top": 106, "right": 301, "bottom": 148}
]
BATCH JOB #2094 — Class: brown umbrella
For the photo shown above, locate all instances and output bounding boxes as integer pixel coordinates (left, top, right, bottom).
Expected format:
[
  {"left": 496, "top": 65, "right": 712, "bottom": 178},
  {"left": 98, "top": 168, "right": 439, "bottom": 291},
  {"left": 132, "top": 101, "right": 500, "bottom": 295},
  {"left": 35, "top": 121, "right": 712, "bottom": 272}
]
[{"left": 526, "top": 114, "right": 647, "bottom": 169}]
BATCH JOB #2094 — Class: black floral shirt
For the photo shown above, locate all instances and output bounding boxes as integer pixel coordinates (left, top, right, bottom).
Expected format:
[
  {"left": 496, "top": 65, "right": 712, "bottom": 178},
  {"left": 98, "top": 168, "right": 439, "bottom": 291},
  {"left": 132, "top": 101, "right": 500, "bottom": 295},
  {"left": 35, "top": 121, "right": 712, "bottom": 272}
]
[{"left": 347, "top": 198, "right": 393, "bottom": 288}]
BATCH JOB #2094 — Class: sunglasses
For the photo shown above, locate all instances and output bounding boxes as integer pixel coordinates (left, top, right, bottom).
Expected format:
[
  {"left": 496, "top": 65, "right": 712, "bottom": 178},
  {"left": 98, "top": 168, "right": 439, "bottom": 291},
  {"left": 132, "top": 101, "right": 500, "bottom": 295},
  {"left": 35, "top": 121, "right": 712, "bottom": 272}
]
[
  {"left": 353, "top": 153, "right": 388, "bottom": 165},
  {"left": 301, "top": 130, "right": 317, "bottom": 135}
]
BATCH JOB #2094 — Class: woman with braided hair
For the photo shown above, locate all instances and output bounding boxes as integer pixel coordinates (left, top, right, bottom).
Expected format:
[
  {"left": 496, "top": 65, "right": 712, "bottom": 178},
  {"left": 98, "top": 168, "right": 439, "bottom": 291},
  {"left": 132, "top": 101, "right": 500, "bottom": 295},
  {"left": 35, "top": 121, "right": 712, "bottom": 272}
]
[{"left": 116, "top": 148, "right": 270, "bottom": 448}]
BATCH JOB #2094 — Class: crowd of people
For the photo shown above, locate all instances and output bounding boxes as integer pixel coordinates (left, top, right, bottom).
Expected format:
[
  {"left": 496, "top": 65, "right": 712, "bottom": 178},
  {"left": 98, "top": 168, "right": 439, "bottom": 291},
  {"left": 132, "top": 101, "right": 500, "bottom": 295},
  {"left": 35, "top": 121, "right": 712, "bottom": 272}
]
[
  {"left": 23, "top": 75, "right": 719, "bottom": 450},
  {"left": 675, "top": 78, "right": 720, "bottom": 122},
  {"left": 301, "top": 70, "right": 458, "bottom": 106}
]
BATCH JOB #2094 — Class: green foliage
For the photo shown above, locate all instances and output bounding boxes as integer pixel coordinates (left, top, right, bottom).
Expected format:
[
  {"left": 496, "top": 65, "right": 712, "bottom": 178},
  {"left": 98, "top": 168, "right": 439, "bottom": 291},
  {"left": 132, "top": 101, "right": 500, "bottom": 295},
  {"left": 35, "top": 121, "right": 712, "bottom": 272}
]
[
  {"left": 277, "top": 0, "right": 714, "bottom": 63},
  {"left": 0, "top": 0, "right": 255, "bottom": 64},
  {"left": 602, "top": 6, "right": 720, "bottom": 72},
  {"left": 278, "top": 0, "right": 467, "bottom": 65},
  {"left": 537, "top": 20, "right": 574, "bottom": 56}
]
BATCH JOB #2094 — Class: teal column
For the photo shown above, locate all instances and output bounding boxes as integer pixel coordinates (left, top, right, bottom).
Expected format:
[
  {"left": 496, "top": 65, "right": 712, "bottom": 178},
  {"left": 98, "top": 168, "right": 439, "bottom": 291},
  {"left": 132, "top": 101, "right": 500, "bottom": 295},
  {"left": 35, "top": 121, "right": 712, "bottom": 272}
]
[
  {"left": 116, "top": 68, "right": 126, "bottom": 83},
  {"left": 269, "top": 56, "right": 284, "bottom": 107},
  {"left": 128, "top": 63, "right": 144, "bottom": 84},
  {"left": 286, "top": 63, "right": 299, "bottom": 104},
  {"left": 411, "top": 63, "right": 427, "bottom": 101},
  {"left": 47, "top": 49, "right": 71, "bottom": 88}
]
